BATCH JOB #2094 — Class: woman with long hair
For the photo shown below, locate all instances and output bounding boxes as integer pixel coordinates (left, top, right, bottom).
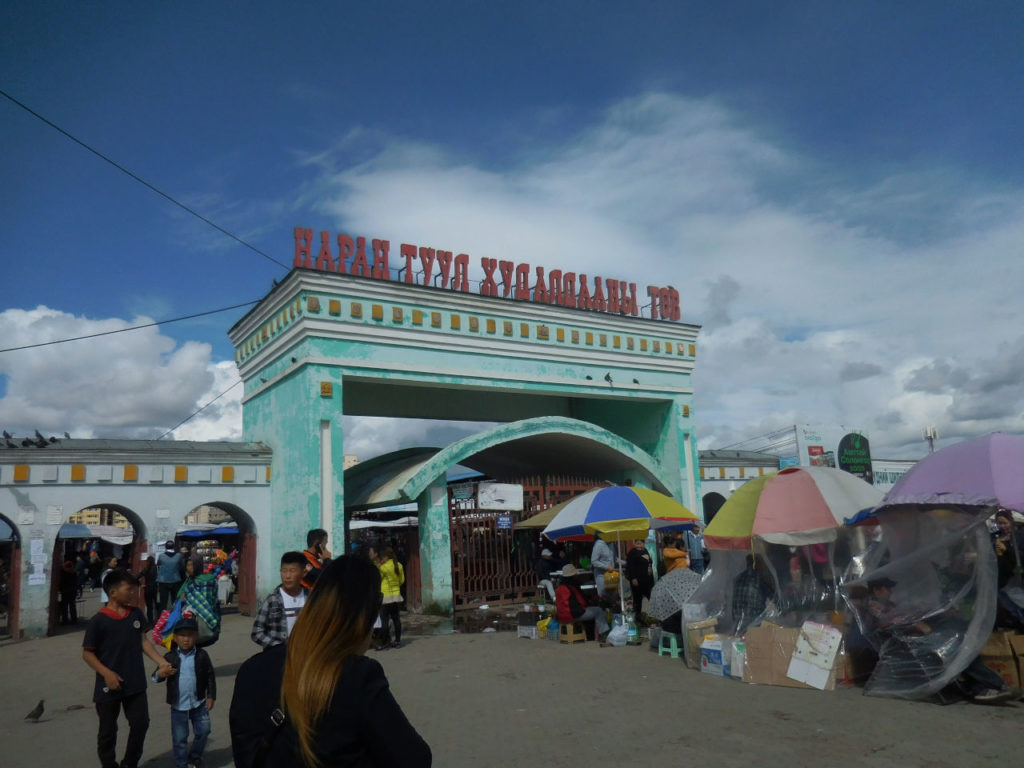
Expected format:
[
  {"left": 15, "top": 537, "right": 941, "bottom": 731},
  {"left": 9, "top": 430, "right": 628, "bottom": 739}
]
[{"left": 230, "top": 555, "right": 430, "bottom": 768}]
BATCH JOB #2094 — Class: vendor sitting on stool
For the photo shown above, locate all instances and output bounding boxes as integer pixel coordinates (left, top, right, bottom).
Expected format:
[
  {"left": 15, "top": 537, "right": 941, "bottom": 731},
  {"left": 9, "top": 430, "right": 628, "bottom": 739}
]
[
  {"left": 867, "top": 576, "right": 1020, "bottom": 705},
  {"left": 556, "top": 565, "right": 610, "bottom": 642}
]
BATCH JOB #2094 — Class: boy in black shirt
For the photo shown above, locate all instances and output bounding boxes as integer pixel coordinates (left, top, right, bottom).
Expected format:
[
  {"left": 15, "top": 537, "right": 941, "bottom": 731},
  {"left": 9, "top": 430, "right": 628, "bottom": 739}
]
[{"left": 83, "top": 568, "right": 173, "bottom": 768}]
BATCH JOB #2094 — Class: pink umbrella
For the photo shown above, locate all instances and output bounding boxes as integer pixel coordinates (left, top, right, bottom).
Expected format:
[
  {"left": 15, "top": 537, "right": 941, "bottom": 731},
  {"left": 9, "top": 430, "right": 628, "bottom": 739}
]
[{"left": 879, "top": 432, "right": 1024, "bottom": 513}]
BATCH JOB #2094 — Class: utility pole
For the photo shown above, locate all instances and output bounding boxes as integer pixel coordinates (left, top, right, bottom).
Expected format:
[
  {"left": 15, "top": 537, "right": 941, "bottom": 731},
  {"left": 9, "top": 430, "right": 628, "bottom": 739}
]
[{"left": 923, "top": 425, "right": 938, "bottom": 454}]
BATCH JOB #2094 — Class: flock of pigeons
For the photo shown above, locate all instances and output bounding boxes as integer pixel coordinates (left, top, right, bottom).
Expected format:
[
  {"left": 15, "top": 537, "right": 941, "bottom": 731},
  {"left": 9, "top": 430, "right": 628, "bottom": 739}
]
[{"left": 2, "top": 430, "right": 70, "bottom": 449}]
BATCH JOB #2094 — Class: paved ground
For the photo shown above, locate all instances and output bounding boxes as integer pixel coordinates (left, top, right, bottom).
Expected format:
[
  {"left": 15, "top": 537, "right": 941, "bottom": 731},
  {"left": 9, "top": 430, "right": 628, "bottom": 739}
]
[{"left": 2, "top": 599, "right": 1023, "bottom": 768}]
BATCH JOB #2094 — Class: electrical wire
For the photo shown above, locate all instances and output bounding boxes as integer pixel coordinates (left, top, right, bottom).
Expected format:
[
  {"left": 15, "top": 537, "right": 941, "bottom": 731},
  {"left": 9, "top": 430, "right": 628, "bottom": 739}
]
[
  {"left": 0, "top": 300, "right": 261, "bottom": 354},
  {"left": 157, "top": 379, "right": 243, "bottom": 440},
  {"left": 0, "top": 89, "right": 290, "bottom": 270}
]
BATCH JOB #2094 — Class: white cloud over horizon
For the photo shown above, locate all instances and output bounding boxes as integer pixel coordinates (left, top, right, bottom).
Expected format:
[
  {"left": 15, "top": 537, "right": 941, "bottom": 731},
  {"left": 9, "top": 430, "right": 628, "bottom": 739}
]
[{"left": 3, "top": 92, "right": 1022, "bottom": 460}]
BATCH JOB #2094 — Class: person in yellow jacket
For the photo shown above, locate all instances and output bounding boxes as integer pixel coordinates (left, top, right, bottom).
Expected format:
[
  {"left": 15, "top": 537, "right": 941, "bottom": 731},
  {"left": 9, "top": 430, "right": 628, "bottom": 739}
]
[
  {"left": 661, "top": 535, "right": 690, "bottom": 573},
  {"left": 376, "top": 547, "right": 405, "bottom": 649}
]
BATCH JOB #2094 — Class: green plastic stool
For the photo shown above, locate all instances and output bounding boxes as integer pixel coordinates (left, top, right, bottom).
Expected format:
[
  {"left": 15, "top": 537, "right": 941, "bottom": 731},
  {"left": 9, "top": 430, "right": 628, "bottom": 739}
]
[{"left": 658, "top": 631, "right": 683, "bottom": 659}]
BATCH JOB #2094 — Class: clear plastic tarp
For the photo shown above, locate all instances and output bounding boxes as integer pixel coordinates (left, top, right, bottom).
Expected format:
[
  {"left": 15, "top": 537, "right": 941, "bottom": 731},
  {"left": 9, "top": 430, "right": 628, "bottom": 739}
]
[
  {"left": 686, "top": 527, "right": 872, "bottom": 637},
  {"left": 842, "top": 505, "right": 997, "bottom": 700}
]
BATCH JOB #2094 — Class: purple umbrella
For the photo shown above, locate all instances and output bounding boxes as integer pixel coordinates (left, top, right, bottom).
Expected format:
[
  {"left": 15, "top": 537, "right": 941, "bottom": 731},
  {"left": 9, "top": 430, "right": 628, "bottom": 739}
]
[{"left": 879, "top": 432, "right": 1024, "bottom": 512}]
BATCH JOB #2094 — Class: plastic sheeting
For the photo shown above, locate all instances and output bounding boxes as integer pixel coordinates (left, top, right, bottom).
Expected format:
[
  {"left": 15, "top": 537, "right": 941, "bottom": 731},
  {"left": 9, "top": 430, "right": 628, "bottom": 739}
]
[
  {"left": 686, "top": 527, "right": 873, "bottom": 638},
  {"left": 843, "top": 505, "right": 997, "bottom": 700}
]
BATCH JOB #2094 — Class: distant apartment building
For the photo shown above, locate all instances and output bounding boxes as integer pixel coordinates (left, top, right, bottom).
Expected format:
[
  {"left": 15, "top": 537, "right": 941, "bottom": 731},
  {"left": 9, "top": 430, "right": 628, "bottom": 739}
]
[{"left": 68, "top": 507, "right": 131, "bottom": 528}]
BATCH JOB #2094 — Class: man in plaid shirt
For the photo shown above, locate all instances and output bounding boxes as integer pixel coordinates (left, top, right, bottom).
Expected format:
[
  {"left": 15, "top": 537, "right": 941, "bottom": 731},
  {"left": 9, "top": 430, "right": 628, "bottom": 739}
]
[
  {"left": 731, "top": 554, "right": 773, "bottom": 633},
  {"left": 251, "top": 552, "right": 308, "bottom": 648}
]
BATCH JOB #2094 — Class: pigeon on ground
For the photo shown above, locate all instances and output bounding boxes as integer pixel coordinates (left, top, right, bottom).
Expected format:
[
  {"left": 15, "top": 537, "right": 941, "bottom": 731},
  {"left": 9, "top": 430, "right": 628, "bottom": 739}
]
[{"left": 24, "top": 699, "right": 44, "bottom": 721}]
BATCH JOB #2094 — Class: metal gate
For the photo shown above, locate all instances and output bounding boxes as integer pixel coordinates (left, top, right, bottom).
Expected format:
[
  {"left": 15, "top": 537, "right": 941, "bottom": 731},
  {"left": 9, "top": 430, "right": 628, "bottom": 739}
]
[{"left": 449, "top": 498, "right": 534, "bottom": 609}]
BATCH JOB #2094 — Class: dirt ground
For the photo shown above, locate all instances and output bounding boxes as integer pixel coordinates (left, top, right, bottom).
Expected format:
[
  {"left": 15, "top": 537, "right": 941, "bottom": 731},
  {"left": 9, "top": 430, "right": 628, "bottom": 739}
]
[{"left": 2, "top": 607, "right": 1022, "bottom": 768}]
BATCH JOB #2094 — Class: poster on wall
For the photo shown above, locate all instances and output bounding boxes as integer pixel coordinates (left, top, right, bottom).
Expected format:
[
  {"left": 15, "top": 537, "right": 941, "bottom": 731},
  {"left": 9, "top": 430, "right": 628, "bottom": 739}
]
[
  {"left": 795, "top": 425, "right": 874, "bottom": 484},
  {"left": 477, "top": 482, "right": 524, "bottom": 511}
]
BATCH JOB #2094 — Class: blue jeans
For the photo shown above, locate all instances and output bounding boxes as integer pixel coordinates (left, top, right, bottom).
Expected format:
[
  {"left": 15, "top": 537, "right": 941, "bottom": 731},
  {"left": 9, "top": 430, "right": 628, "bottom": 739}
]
[{"left": 171, "top": 705, "right": 210, "bottom": 768}]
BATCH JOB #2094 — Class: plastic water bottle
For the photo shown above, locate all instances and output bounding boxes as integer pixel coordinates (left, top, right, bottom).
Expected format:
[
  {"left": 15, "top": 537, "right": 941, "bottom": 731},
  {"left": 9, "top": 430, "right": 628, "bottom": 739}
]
[{"left": 626, "top": 615, "right": 638, "bottom": 645}]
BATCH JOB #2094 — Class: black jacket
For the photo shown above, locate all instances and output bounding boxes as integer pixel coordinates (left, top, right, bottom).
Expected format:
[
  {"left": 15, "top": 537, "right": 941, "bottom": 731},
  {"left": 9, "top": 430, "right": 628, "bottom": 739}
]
[
  {"left": 157, "top": 646, "right": 216, "bottom": 706},
  {"left": 230, "top": 644, "right": 431, "bottom": 768}
]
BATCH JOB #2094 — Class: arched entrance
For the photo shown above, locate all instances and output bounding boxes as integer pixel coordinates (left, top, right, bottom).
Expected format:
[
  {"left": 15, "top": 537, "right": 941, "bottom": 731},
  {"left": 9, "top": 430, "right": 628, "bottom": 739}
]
[
  {"left": 0, "top": 513, "right": 20, "bottom": 639},
  {"left": 178, "top": 502, "right": 258, "bottom": 615},
  {"left": 703, "top": 492, "right": 726, "bottom": 525},
  {"left": 48, "top": 504, "right": 144, "bottom": 636}
]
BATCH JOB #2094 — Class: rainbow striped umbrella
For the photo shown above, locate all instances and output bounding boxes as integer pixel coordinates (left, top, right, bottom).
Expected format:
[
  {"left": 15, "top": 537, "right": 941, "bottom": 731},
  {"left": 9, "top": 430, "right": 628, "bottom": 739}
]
[
  {"left": 541, "top": 486, "right": 697, "bottom": 542},
  {"left": 703, "top": 466, "right": 883, "bottom": 550}
]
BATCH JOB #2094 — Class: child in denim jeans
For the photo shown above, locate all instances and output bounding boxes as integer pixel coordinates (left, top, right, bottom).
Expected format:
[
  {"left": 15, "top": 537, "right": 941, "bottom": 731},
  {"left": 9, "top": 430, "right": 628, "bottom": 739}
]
[{"left": 154, "top": 616, "right": 216, "bottom": 768}]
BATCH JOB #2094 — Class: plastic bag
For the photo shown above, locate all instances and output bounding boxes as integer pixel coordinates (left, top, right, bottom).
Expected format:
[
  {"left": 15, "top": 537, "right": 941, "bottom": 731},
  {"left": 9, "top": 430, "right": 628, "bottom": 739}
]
[{"left": 607, "top": 623, "right": 629, "bottom": 646}]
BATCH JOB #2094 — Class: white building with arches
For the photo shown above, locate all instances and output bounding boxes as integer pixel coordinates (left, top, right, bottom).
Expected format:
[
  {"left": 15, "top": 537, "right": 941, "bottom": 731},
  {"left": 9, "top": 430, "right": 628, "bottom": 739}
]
[{"left": 0, "top": 439, "right": 270, "bottom": 638}]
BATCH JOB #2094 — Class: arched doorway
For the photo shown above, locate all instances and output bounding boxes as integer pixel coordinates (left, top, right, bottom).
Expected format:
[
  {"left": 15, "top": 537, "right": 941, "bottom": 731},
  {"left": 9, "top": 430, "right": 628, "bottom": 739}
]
[
  {"left": 0, "top": 513, "right": 20, "bottom": 639},
  {"left": 48, "top": 504, "right": 144, "bottom": 636},
  {"left": 178, "top": 502, "right": 257, "bottom": 615},
  {"left": 703, "top": 492, "right": 726, "bottom": 526}
]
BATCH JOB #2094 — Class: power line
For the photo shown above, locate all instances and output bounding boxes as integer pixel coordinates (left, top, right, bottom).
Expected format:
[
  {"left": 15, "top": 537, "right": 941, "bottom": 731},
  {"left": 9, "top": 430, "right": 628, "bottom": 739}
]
[
  {"left": 157, "top": 379, "right": 243, "bottom": 440},
  {"left": 0, "top": 300, "right": 261, "bottom": 354},
  {"left": 1, "top": 89, "right": 290, "bottom": 270}
]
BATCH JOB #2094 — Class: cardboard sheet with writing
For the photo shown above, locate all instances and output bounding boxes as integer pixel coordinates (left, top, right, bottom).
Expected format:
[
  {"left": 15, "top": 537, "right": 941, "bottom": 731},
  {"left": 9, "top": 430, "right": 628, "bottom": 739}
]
[
  {"left": 743, "top": 622, "right": 843, "bottom": 690},
  {"left": 786, "top": 621, "right": 843, "bottom": 690}
]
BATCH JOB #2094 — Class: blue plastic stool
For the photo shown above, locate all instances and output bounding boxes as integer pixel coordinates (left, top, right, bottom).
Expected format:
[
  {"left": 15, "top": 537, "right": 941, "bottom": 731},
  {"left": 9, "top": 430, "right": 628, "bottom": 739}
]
[{"left": 658, "top": 631, "right": 683, "bottom": 659}]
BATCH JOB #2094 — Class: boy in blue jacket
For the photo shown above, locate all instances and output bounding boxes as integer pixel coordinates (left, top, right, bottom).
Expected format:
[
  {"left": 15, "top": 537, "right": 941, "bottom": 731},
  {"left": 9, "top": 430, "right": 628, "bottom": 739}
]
[{"left": 154, "top": 616, "right": 216, "bottom": 768}]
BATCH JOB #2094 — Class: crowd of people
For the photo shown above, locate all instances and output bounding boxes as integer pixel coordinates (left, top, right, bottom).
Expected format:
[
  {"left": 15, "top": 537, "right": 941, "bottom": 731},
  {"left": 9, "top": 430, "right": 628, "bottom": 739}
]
[
  {"left": 78, "top": 526, "right": 428, "bottom": 768},
  {"left": 71, "top": 508, "right": 1024, "bottom": 767}
]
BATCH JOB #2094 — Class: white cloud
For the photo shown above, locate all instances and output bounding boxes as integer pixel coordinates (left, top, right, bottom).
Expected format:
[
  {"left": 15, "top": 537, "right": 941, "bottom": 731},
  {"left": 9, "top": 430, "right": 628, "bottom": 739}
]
[
  {"left": 5, "top": 92, "right": 1024, "bottom": 461},
  {"left": 297, "top": 91, "right": 1024, "bottom": 457},
  {"left": 0, "top": 306, "right": 221, "bottom": 439}
]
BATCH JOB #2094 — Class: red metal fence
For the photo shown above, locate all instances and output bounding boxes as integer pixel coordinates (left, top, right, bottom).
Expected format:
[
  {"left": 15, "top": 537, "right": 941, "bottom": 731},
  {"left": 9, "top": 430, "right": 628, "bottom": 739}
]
[{"left": 449, "top": 475, "right": 607, "bottom": 609}]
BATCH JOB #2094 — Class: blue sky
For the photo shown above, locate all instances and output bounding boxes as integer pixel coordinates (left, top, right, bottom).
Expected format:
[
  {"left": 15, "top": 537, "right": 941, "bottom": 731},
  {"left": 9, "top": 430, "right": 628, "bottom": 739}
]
[{"left": 2, "top": 2, "right": 1023, "bottom": 458}]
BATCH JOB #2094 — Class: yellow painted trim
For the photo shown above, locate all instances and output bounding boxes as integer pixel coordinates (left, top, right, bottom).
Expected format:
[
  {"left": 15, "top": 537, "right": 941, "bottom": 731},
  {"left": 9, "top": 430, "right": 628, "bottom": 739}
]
[
  {"left": 71, "top": 465, "right": 86, "bottom": 482},
  {"left": 222, "top": 466, "right": 235, "bottom": 483}
]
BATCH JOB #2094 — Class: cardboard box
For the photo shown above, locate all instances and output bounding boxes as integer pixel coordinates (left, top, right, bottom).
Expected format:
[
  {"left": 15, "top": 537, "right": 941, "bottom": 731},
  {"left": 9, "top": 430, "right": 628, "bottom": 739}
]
[
  {"left": 742, "top": 623, "right": 840, "bottom": 690},
  {"left": 700, "top": 635, "right": 726, "bottom": 676},
  {"left": 729, "top": 639, "right": 746, "bottom": 679},
  {"left": 684, "top": 618, "right": 718, "bottom": 670},
  {"left": 981, "top": 631, "right": 1020, "bottom": 688},
  {"left": 1010, "top": 635, "right": 1024, "bottom": 686},
  {"left": 743, "top": 625, "right": 774, "bottom": 684}
]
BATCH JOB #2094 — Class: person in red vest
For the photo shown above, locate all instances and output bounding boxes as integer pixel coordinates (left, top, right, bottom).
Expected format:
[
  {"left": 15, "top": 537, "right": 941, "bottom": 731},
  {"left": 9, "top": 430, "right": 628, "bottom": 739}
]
[
  {"left": 555, "top": 565, "right": 609, "bottom": 641},
  {"left": 301, "top": 529, "right": 332, "bottom": 591}
]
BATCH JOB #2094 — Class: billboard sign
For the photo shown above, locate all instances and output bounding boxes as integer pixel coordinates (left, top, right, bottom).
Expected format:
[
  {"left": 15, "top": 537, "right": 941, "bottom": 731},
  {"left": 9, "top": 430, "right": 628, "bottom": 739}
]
[{"left": 795, "top": 425, "right": 874, "bottom": 484}]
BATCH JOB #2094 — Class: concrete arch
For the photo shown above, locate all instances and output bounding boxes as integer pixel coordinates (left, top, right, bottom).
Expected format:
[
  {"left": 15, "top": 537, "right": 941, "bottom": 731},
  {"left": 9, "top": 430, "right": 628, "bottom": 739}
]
[
  {"left": 49, "top": 502, "right": 146, "bottom": 635},
  {"left": 399, "top": 416, "right": 671, "bottom": 503},
  {"left": 189, "top": 501, "right": 257, "bottom": 535},
  {"left": 183, "top": 501, "right": 258, "bottom": 614},
  {"left": 0, "top": 512, "right": 21, "bottom": 639}
]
